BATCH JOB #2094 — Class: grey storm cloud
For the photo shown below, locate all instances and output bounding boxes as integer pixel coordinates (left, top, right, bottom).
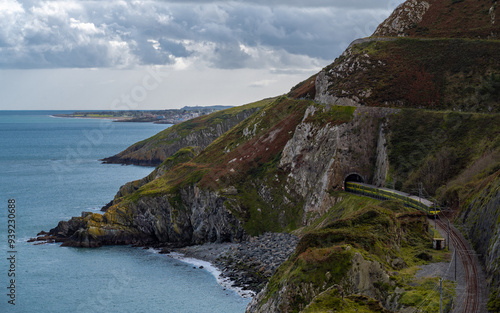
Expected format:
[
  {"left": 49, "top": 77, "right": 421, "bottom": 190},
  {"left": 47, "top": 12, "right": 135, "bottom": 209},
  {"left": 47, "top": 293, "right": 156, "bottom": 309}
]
[{"left": 0, "top": 0, "right": 402, "bottom": 70}]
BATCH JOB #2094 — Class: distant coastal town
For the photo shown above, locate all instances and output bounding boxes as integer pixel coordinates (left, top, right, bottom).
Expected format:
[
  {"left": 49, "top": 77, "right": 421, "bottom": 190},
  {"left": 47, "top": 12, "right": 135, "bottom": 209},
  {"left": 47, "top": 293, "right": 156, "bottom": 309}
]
[{"left": 53, "top": 105, "right": 232, "bottom": 124}]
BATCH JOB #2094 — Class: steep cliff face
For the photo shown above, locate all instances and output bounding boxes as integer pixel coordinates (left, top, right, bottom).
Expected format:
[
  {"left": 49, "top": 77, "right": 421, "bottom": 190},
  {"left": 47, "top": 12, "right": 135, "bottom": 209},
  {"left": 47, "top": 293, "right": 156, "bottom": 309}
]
[
  {"left": 51, "top": 185, "right": 247, "bottom": 248},
  {"left": 279, "top": 105, "right": 397, "bottom": 224},
  {"left": 457, "top": 171, "right": 500, "bottom": 311},
  {"left": 101, "top": 98, "right": 271, "bottom": 166}
]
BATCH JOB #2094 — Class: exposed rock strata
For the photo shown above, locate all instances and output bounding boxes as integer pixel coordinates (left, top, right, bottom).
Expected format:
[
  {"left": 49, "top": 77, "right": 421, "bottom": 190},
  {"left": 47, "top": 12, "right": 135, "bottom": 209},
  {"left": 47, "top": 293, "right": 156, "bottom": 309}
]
[
  {"left": 45, "top": 186, "right": 247, "bottom": 248},
  {"left": 373, "top": 121, "right": 390, "bottom": 187},
  {"left": 280, "top": 105, "right": 397, "bottom": 224}
]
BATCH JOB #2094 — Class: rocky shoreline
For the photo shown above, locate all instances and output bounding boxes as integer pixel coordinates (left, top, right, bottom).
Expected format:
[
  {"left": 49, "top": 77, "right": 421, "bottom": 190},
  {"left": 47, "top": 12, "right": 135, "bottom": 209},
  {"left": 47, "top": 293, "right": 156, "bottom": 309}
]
[
  {"left": 30, "top": 230, "right": 299, "bottom": 296},
  {"left": 170, "top": 232, "right": 299, "bottom": 294}
]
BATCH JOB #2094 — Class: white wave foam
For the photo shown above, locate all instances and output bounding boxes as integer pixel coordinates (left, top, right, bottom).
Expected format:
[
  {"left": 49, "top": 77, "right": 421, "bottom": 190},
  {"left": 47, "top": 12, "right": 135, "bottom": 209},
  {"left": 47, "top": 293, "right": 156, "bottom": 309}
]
[
  {"left": 86, "top": 207, "right": 103, "bottom": 212},
  {"left": 151, "top": 249, "right": 255, "bottom": 298}
]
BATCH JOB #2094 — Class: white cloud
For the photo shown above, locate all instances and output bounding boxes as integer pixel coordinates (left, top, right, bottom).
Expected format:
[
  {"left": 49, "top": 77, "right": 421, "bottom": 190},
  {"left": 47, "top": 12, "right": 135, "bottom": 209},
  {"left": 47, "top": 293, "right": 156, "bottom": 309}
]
[
  {"left": 0, "top": 0, "right": 403, "bottom": 69},
  {"left": 69, "top": 18, "right": 102, "bottom": 35},
  {"left": 107, "top": 39, "right": 138, "bottom": 68},
  {"left": 0, "top": 0, "right": 406, "bottom": 110},
  {"left": 0, "top": 0, "right": 25, "bottom": 46}
]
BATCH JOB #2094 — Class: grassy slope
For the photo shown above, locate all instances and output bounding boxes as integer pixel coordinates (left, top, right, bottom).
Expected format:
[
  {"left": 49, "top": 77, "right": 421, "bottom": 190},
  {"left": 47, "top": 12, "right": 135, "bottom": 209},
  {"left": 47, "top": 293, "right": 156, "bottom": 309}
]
[
  {"left": 324, "top": 38, "right": 500, "bottom": 112},
  {"left": 103, "top": 98, "right": 273, "bottom": 165},
  {"left": 109, "top": 146, "right": 201, "bottom": 203},
  {"left": 256, "top": 195, "right": 453, "bottom": 313},
  {"left": 406, "top": 0, "right": 500, "bottom": 39},
  {"left": 385, "top": 108, "right": 500, "bottom": 310},
  {"left": 112, "top": 97, "right": 312, "bottom": 234},
  {"left": 386, "top": 109, "right": 500, "bottom": 200}
]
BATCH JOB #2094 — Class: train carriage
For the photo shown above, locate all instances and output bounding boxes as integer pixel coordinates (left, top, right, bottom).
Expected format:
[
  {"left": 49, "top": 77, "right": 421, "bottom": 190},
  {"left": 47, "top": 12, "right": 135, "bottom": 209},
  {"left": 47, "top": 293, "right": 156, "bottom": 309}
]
[{"left": 345, "top": 182, "right": 440, "bottom": 216}]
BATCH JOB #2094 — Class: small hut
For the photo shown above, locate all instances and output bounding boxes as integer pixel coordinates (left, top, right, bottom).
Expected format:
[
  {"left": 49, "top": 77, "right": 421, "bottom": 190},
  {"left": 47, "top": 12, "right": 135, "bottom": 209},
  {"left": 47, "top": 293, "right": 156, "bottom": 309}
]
[{"left": 433, "top": 238, "right": 446, "bottom": 250}]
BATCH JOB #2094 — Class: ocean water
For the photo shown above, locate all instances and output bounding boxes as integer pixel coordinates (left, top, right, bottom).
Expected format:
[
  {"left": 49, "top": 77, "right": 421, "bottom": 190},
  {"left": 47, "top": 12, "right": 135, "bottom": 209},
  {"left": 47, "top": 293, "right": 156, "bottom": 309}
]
[{"left": 0, "top": 111, "right": 250, "bottom": 312}]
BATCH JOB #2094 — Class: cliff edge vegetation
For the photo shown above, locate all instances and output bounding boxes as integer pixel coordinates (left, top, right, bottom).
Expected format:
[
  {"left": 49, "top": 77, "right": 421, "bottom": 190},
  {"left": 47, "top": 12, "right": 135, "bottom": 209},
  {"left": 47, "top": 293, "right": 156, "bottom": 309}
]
[{"left": 101, "top": 98, "right": 272, "bottom": 166}]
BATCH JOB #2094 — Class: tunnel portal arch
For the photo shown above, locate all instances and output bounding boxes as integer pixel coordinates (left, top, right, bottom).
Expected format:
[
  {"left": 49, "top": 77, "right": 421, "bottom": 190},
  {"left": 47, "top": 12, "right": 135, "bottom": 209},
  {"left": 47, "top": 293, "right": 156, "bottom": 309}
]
[{"left": 344, "top": 173, "right": 365, "bottom": 189}]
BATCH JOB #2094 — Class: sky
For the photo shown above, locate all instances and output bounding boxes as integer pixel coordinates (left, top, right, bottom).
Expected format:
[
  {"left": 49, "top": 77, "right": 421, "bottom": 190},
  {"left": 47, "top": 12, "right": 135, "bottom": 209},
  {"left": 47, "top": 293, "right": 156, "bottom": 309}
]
[{"left": 0, "top": 0, "right": 405, "bottom": 110}]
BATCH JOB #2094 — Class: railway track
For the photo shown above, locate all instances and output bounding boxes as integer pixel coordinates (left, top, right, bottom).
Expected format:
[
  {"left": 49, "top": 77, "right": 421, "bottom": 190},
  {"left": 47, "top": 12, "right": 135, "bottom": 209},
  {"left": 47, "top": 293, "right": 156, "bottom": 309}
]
[
  {"left": 344, "top": 184, "right": 482, "bottom": 311},
  {"left": 436, "top": 219, "right": 480, "bottom": 313}
]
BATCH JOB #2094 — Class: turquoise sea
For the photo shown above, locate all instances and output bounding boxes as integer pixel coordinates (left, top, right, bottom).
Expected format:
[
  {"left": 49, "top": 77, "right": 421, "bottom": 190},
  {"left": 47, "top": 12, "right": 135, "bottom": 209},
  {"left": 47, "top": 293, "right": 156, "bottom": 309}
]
[{"left": 0, "top": 111, "right": 250, "bottom": 312}]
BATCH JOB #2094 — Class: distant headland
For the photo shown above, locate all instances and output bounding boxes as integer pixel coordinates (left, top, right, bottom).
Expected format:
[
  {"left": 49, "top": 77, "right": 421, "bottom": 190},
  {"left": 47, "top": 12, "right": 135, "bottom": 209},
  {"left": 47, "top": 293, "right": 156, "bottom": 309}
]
[{"left": 53, "top": 105, "right": 232, "bottom": 124}]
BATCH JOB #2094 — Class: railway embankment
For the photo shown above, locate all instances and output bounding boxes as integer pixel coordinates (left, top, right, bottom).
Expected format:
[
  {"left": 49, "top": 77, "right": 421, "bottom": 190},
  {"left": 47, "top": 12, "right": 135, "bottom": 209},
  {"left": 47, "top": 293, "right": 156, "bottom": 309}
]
[{"left": 434, "top": 218, "right": 489, "bottom": 313}]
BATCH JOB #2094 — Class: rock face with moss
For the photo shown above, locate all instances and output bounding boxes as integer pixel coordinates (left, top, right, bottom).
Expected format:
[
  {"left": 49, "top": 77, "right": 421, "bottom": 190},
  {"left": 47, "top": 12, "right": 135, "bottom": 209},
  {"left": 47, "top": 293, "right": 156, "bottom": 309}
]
[{"left": 456, "top": 172, "right": 500, "bottom": 311}]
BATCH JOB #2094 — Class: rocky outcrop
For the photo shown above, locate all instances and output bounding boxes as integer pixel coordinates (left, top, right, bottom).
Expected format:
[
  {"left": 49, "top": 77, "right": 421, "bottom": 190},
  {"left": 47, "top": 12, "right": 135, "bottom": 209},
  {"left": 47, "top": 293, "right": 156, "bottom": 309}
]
[
  {"left": 46, "top": 186, "right": 247, "bottom": 248},
  {"left": 49, "top": 212, "right": 147, "bottom": 248},
  {"left": 374, "top": 0, "right": 499, "bottom": 39},
  {"left": 373, "top": 0, "right": 431, "bottom": 37},
  {"left": 313, "top": 45, "right": 374, "bottom": 108},
  {"left": 246, "top": 250, "right": 391, "bottom": 313},
  {"left": 347, "top": 252, "right": 391, "bottom": 299},
  {"left": 279, "top": 105, "right": 397, "bottom": 224}
]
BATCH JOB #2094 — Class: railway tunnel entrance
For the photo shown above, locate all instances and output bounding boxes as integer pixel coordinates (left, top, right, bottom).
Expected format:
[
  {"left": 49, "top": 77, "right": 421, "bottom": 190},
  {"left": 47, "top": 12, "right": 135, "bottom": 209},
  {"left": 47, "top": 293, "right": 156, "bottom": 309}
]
[{"left": 344, "top": 173, "right": 364, "bottom": 190}]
